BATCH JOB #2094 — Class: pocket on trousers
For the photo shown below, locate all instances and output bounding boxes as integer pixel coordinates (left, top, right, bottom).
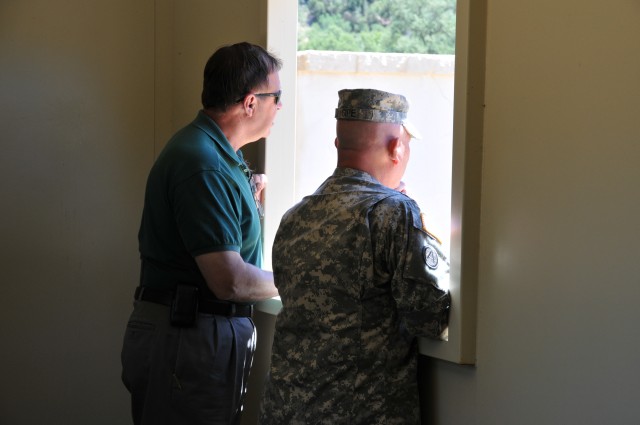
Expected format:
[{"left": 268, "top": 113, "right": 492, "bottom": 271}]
[{"left": 121, "top": 319, "right": 156, "bottom": 392}]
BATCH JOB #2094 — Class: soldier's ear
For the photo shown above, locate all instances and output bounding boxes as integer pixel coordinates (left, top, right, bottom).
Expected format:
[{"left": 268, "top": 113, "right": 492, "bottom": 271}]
[{"left": 389, "top": 137, "right": 403, "bottom": 164}]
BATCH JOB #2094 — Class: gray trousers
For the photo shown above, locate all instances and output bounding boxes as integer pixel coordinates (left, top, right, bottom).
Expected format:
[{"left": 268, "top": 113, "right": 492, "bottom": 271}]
[{"left": 121, "top": 301, "right": 255, "bottom": 425}]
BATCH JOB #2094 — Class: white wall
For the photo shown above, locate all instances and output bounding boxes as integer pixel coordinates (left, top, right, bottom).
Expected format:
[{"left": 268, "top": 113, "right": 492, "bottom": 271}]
[
  {"left": 426, "top": 0, "right": 640, "bottom": 424},
  {"left": 295, "top": 51, "right": 455, "bottom": 248}
]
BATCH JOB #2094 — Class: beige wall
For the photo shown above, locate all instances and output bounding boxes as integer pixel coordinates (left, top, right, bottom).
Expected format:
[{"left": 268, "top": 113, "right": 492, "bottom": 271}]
[
  {"left": 2, "top": 1, "right": 640, "bottom": 424},
  {"left": 0, "top": 1, "right": 266, "bottom": 423},
  {"left": 424, "top": 0, "right": 640, "bottom": 424},
  {"left": 1, "top": 1, "right": 154, "bottom": 423}
]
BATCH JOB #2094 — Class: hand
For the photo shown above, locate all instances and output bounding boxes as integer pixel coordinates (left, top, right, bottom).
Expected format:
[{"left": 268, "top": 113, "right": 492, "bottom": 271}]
[
  {"left": 251, "top": 173, "right": 268, "bottom": 201},
  {"left": 395, "top": 180, "right": 407, "bottom": 194}
]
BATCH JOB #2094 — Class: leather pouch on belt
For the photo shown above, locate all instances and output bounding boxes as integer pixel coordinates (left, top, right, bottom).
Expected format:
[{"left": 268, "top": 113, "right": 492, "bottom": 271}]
[{"left": 171, "top": 284, "right": 199, "bottom": 327}]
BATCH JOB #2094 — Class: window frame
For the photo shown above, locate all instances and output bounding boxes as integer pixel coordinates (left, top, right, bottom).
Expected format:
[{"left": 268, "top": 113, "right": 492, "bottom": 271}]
[{"left": 264, "top": 0, "right": 484, "bottom": 364}]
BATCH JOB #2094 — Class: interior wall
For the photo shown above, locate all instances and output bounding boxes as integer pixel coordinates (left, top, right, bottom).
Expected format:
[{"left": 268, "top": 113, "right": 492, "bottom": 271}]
[
  {"left": 4, "top": 1, "right": 639, "bottom": 424},
  {"left": 0, "top": 1, "right": 266, "bottom": 424},
  {"left": 0, "top": 1, "right": 154, "bottom": 423},
  {"left": 424, "top": 0, "right": 640, "bottom": 424}
]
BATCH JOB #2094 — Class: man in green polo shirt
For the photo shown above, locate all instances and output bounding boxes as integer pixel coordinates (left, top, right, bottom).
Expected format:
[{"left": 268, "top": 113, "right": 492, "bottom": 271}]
[{"left": 121, "top": 42, "right": 281, "bottom": 425}]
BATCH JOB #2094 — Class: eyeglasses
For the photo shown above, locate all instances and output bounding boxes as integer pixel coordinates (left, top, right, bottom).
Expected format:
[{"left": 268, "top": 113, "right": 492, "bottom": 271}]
[
  {"left": 254, "top": 90, "right": 281, "bottom": 105},
  {"left": 237, "top": 90, "right": 281, "bottom": 105}
]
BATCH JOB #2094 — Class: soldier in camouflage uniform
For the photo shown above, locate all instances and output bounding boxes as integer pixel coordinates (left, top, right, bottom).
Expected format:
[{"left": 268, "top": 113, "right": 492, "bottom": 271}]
[{"left": 260, "top": 89, "right": 451, "bottom": 424}]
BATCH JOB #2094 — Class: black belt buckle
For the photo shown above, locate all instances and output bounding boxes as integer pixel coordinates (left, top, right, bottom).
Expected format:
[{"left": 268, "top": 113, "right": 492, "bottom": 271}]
[
  {"left": 199, "top": 299, "right": 253, "bottom": 317},
  {"left": 229, "top": 303, "right": 253, "bottom": 317}
]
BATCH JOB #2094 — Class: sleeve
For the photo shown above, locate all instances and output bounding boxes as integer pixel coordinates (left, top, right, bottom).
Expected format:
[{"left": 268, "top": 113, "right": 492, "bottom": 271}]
[
  {"left": 172, "top": 170, "right": 243, "bottom": 256},
  {"left": 372, "top": 196, "right": 451, "bottom": 339}
]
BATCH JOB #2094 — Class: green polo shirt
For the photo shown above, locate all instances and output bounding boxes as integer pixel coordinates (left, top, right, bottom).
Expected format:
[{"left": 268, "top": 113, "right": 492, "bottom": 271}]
[{"left": 138, "top": 111, "right": 262, "bottom": 293}]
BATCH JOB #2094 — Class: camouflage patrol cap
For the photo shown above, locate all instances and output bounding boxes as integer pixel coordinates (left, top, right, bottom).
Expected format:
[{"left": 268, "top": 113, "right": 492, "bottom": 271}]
[{"left": 335, "top": 88, "right": 421, "bottom": 139}]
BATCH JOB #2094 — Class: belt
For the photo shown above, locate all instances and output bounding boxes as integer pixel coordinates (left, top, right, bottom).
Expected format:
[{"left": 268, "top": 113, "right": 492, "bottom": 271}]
[{"left": 134, "top": 286, "right": 253, "bottom": 318}]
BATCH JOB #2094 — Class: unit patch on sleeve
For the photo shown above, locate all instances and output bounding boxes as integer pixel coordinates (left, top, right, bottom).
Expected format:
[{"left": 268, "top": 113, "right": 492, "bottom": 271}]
[{"left": 422, "top": 245, "right": 439, "bottom": 270}]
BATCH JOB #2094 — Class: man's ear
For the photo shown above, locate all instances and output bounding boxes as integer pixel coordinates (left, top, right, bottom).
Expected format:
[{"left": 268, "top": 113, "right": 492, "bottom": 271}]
[
  {"left": 388, "top": 137, "right": 403, "bottom": 164},
  {"left": 242, "top": 94, "right": 256, "bottom": 117}
]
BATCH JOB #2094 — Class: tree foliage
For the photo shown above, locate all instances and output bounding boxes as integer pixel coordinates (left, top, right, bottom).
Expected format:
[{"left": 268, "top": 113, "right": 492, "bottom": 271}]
[{"left": 298, "top": 0, "right": 456, "bottom": 54}]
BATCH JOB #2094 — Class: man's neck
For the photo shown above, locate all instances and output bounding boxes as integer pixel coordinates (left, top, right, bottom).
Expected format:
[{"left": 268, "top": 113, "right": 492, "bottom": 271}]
[{"left": 203, "top": 108, "right": 247, "bottom": 151}]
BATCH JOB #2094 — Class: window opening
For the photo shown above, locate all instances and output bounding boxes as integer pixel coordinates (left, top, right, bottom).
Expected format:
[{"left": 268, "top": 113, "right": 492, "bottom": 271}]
[
  {"left": 295, "top": 0, "right": 456, "bottom": 272},
  {"left": 265, "top": 0, "right": 482, "bottom": 364}
]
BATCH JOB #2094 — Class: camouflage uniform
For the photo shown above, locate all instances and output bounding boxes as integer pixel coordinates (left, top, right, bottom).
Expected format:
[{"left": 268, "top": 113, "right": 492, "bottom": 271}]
[{"left": 260, "top": 166, "right": 451, "bottom": 425}]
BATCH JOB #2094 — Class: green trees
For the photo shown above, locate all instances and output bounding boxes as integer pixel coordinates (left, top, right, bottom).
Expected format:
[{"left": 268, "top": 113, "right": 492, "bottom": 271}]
[{"left": 298, "top": 0, "right": 456, "bottom": 54}]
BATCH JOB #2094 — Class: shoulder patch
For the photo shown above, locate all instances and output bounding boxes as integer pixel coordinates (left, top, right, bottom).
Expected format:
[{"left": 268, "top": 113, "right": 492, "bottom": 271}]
[{"left": 422, "top": 245, "right": 439, "bottom": 269}]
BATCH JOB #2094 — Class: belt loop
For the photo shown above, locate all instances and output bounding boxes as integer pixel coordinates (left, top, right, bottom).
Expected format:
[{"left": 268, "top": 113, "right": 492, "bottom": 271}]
[{"left": 230, "top": 304, "right": 236, "bottom": 316}]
